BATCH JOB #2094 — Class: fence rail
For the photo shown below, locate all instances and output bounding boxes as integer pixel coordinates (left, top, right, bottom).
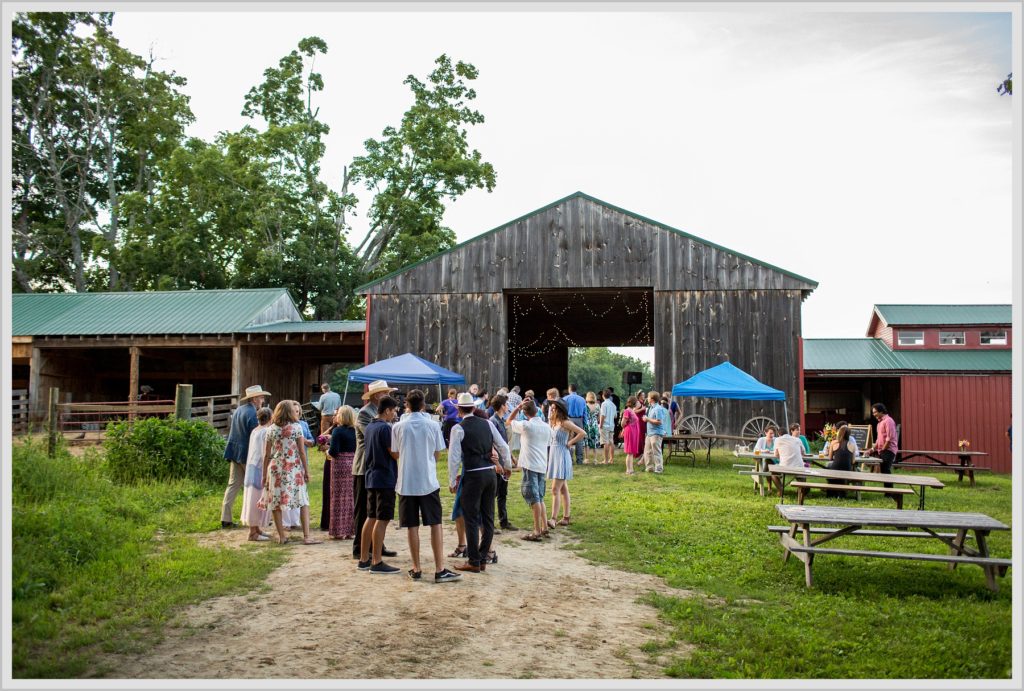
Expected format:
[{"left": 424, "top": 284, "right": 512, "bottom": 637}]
[
  {"left": 55, "top": 399, "right": 175, "bottom": 444},
  {"left": 12, "top": 389, "right": 30, "bottom": 435},
  {"left": 191, "top": 394, "right": 240, "bottom": 434}
]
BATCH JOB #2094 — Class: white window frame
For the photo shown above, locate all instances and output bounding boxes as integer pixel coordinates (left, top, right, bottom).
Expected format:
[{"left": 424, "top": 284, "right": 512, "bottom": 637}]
[
  {"left": 980, "top": 330, "right": 1007, "bottom": 346},
  {"left": 898, "top": 330, "right": 924, "bottom": 346},
  {"left": 939, "top": 331, "right": 965, "bottom": 346}
]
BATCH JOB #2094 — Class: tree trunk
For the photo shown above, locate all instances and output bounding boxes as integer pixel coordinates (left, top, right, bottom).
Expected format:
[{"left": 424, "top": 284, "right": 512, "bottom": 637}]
[{"left": 105, "top": 129, "right": 120, "bottom": 290}]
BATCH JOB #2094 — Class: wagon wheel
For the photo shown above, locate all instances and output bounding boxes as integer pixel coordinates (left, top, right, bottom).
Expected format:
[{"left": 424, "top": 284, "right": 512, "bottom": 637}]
[
  {"left": 680, "top": 414, "right": 716, "bottom": 449},
  {"left": 742, "top": 416, "right": 778, "bottom": 441}
]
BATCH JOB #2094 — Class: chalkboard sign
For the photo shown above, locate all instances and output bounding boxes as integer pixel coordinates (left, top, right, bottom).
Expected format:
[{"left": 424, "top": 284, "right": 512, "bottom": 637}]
[{"left": 847, "top": 424, "right": 872, "bottom": 451}]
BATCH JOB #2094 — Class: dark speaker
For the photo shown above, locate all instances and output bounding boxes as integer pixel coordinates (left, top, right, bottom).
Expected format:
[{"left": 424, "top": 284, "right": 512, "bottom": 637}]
[{"left": 623, "top": 371, "right": 642, "bottom": 386}]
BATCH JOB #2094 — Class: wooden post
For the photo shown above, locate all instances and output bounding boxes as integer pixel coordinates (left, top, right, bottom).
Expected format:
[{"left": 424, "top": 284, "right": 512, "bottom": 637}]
[
  {"left": 128, "top": 346, "right": 140, "bottom": 421},
  {"left": 47, "top": 386, "right": 60, "bottom": 457},
  {"left": 207, "top": 398, "right": 214, "bottom": 424},
  {"left": 175, "top": 384, "right": 193, "bottom": 420}
]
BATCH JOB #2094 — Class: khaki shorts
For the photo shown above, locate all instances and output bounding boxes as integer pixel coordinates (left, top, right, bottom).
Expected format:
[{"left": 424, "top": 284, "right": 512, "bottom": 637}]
[{"left": 600, "top": 428, "right": 615, "bottom": 445}]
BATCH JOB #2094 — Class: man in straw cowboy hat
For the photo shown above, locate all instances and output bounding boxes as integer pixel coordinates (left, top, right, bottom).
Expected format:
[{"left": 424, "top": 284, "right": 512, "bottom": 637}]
[
  {"left": 221, "top": 384, "right": 271, "bottom": 528},
  {"left": 352, "top": 379, "right": 400, "bottom": 560}
]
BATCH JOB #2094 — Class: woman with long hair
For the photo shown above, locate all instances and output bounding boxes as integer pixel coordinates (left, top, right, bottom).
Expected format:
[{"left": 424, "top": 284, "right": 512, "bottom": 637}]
[
  {"left": 259, "top": 400, "right": 322, "bottom": 545},
  {"left": 546, "top": 399, "right": 585, "bottom": 527},
  {"left": 620, "top": 396, "right": 643, "bottom": 475},
  {"left": 327, "top": 405, "right": 357, "bottom": 539},
  {"left": 240, "top": 406, "right": 274, "bottom": 541},
  {"left": 825, "top": 424, "right": 856, "bottom": 498},
  {"left": 583, "top": 391, "right": 601, "bottom": 463}
]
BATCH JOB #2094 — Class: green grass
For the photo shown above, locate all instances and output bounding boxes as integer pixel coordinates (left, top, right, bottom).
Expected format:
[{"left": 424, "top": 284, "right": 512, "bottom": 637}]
[
  {"left": 11, "top": 440, "right": 289, "bottom": 678},
  {"left": 496, "top": 450, "right": 1012, "bottom": 679}
]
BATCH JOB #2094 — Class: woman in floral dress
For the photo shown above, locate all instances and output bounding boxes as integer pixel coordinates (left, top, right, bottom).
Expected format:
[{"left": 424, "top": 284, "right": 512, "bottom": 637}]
[
  {"left": 583, "top": 391, "right": 601, "bottom": 463},
  {"left": 259, "top": 399, "right": 322, "bottom": 545}
]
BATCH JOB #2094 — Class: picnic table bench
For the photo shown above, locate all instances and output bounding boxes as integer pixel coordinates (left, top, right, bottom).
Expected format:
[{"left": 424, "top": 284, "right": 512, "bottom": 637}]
[
  {"left": 789, "top": 481, "right": 915, "bottom": 509},
  {"left": 768, "top": 466, "right": 945, "bottom": 510},
  {"left": 734, "top": 451, "right": 837, "bottom": 497},
  {"left": 664, "top": 433, "right": 758, "bottom": 468},
  {"left": 857, "top": 450, "right": 990, "bottom": 487},
  {"left": 771, "top": 504, "right": 1011, "bottom": 591}
]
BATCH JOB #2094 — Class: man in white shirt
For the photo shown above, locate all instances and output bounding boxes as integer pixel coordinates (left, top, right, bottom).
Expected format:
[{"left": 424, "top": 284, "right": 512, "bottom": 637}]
[
  {"left": 598, "top": 390, "right": 618, "bottom": 464},
  {"left": 507, "top": 396, "right": 550, "bottom": 541},
  {"left": 391, "top": 389, "right": 462, "bottom": 583},
  {"left": 771, "top": 424, "right": 808, "bottom": 493}
]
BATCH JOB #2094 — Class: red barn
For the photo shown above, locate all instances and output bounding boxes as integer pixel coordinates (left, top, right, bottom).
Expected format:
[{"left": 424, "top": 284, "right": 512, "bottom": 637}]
[{"left": 802, "top": 304, "right": 1012, "bottom": 473}]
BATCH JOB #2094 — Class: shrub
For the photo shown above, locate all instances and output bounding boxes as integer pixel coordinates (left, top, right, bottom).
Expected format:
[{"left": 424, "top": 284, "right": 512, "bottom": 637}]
[{"left": 104, "top": 417, "right": 225, "bottom": 484}]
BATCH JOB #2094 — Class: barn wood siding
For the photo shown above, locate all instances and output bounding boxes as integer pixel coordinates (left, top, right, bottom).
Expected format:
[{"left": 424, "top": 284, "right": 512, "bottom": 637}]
[
  {"left": 655, "top": 290, "right": 803, "bottom": 436},
  {"left": 364, "top": 196, "right": 814, "bottom": 295},
  {"left": 900, "top": 375, "right": 1012, "bottom": 473}
]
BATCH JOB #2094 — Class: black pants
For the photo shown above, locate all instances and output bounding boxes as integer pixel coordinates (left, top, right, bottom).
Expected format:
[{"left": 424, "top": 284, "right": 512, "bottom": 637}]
[
  {"left": 460, "top": 470, "right": 496, "bottom": 567},
  {"left": 496, "top": 474, "right": 509, "bottom": 527},
  {"left": 442, "top": 418, "right": 457, "bottom": 446},
  {"left": 879, "top": 450, "right": 896, "bottom": 489},
  {"left": 352, "top": 473, "right": 368, "bottom": 556},
  {"left": 320, "top": 456, "right": 331, "bottom": 530}
]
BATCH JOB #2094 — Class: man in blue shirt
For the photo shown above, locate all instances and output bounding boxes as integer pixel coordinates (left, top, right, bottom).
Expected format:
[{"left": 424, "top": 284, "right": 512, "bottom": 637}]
[
  {"left": 640, "top": 392, "right": 670, "bottom": 474},
  {"left": 220, "top": 384, "right": 270, "bottom": 528},
  {"left": 563, "top": 384, "right": 588, "bottom": 465},
  {"left": 358, "top": 396, "right": 401, "bottom": 574},
  {"left": 317, "top": 383, "right": 342, "bottom": 434},
  {"left": 598, "top": 390, "right": 618, "bottom": 464}
]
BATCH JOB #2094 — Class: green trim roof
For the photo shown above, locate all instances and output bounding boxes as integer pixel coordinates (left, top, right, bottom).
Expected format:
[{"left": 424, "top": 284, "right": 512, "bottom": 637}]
[
  {"left": 356, "top": 191, "right": 818, "bottom": 293},
  {"left": 873, "top": 304, "right": 1011, "bottom": 327},
  {"left": 804, "top": 339, "right": 1011, "bottom": 372},
  {"left": 240, "top": 320, "right": 365, "bottom": 333},
  {"left": 12, "top": 289, "right": 300, "bottom": 336}
]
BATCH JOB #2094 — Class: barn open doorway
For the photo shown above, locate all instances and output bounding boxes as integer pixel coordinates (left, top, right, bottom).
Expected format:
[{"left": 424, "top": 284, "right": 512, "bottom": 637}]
[{"left": 505, "top": 288, "right": 654, "bottom": 396}]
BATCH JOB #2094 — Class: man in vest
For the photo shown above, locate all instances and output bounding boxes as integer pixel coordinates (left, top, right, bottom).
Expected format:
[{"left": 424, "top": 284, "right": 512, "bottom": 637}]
[{"left": 447, "top": 392, "right": 511, "bottom": 573}]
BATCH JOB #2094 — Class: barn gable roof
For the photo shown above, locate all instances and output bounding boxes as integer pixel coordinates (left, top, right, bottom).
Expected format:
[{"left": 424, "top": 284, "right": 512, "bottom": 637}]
[
  {"left": 867, "top": 304, "right": 1012, "bottom": 335},
  {"left": 357, "top": 191, "right": 817, "bottom": 295},
  {"left": 12, "top": 288, "right": 302, "bottom": 336}
]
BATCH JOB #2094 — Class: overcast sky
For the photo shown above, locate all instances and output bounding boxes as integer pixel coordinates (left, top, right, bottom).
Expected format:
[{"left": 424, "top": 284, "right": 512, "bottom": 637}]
[{"left": 107, "top": 6, "right": 1014, "bottom": 365}]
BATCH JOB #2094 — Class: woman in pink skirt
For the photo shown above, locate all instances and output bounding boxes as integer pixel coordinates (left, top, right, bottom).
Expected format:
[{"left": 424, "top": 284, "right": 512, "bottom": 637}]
[
  {"left": 327, "top": 405, "right": 357, "bottom": 540},
  {"left": 620, "top": 396, "right": 644, "bottom": 475}
]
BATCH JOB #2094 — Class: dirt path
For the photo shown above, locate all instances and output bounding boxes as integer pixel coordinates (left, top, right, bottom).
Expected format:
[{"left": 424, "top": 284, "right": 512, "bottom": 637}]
[{"left": 102, "top": 523, "right": 692, "bottom": 679}]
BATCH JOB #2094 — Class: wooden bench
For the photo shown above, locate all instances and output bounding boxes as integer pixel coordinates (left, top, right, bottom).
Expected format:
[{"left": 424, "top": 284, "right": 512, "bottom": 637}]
[
  {"left": 782, "top": 544, "right": 1011, "bottom": 575},
  {"left": 790, "top": 481, "right": 914, "bottom": 509},
  {"left": 768, "top": 526, "right": 974, "bottom": 541},
  {"left": 895, "top": 463, "right": 992, "bottom": 472}
]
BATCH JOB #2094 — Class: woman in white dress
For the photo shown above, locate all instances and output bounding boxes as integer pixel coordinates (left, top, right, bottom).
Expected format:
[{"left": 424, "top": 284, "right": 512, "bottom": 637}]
[{"left": 240, "top": 406, "right": 273, "bottom": 541}]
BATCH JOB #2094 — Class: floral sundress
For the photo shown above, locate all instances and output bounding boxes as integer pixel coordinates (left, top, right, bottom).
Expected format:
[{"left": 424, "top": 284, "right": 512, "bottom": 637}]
[
  {"left": 584, "top": 403, "right": 601, "bottom": 449},
  {"left": 259, "top": 422, "right": 310, "bottom": 511}
]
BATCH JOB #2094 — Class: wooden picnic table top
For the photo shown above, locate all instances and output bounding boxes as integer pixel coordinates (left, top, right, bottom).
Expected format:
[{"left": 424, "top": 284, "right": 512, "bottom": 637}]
[
  {"left": 775, "top": 504, "right": 1009, "bottom": 531},
  {"left": 767, "top": 465, "right": 945, "bottom": 488},
  {"left": 898, "top": 449, "right": 989, "bottom": 458}
]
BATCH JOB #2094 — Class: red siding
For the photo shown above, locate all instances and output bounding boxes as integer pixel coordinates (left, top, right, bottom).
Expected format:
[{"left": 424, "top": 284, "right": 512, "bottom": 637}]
[{"left": 900, "top": 375, "right": 1012, "bottom": 473}]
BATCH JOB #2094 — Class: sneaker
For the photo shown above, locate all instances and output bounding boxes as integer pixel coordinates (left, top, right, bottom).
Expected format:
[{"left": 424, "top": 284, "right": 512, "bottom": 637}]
[
  {"left": 369, "top": 561, "right": 401, "bottom": 575},
  {"left": 501, "top": 523, "right": 519, "bottom": 531},
  {"left": 434, "top": 568, "right": 463, "bottom": 583},
  {"left": 408, "top": 569, "right": 422, "bottom": 580},
  {"left": 381, "top": 547, "right": 398, "bottom": 558},
  {"left": 357, "top": 559, "right": 372, "bottom": 570},
  {"left": 221, "top": 521, "right": 237, "bottom": 529}
]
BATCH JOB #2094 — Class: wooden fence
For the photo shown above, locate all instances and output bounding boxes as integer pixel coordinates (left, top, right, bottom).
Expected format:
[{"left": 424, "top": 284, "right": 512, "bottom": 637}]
[
  {"left": 11, "top": 389, "right": 30, "bottom": 434},
  {"left": 190, "top": 394, "right": 240, "bottom": 435}
]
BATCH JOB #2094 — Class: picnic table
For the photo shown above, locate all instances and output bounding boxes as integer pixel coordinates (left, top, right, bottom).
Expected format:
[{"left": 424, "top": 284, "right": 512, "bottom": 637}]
[
  {"left": 734, "top": 451, "right": 830, "bottom": 496},
  {"left": 662, "top": 434, "right": 699, "bottom": 466},
  {"left": 857, "top": 450, "right": 991, "bottom": 487},
  {"left": 670, "top": 433, "right": 758, "bottom": 467},
  {"left": 768, "top": 465, "right": 945, "bottom": 510},
  {"left": 770, "top": 504, "right": 1011, "bottom": 591}
]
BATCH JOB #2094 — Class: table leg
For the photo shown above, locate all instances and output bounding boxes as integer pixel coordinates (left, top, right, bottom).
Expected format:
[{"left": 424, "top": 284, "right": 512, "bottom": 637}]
[
  {"left": 783, "top": 523, "right": 798, "bottom": 563},
  {"left": 974, "top": 530, "right": 997, "bottom": 592},
  {"left": 918, "top": 486, "right": 926, "bottom": 511},
  {"left": 948, "top": 529, "right": 967, "bottom": 571},
  {"left": 802, "top": 523, "right": 814, "bottom": 588}
]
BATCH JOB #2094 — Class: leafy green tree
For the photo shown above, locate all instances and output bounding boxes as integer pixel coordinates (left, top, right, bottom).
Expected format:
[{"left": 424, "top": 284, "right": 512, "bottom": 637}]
[
  {"left": 567, "top": 347, "right": 655, "bottom": 399},
  {"left": 350, "top": 54, "right": 497, "bottom": 278}
]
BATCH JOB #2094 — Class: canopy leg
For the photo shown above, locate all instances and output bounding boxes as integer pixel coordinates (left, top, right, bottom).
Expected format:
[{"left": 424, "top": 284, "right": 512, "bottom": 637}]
[
  {"left": 343, "top": 379, "right": 350, "bottom": 408},
  {"left": 784, "top": 401, "right": 789, "bottom": 430}
]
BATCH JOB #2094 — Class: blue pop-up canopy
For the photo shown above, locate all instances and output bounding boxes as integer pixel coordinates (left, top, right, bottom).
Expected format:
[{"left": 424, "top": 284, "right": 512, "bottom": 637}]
[
  {"left": 672, "top": 361, "right": 788, "bottom": 428},
  {"left": 348, "top": 353, "right": 466, "bottom": 385},
  {"left": 671, "top": 361, "right": 785, "bottom": 400}
]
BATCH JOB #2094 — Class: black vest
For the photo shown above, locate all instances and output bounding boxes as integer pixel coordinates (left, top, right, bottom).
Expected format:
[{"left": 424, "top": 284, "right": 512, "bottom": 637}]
[{"left": 459, "top": 416, "right": 493, "bottom": 472}]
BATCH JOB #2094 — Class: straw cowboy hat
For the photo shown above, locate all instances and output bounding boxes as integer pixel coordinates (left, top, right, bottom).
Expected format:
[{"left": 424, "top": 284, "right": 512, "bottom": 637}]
[
  {"left": 240, "top": 384, "right": 272, "bottom": 401},
  {"left": 456, "top": 392, "right": 476, "bottom": 408},
  {"left": 362, "top": 379, "right": 398, "bottom": 401}
]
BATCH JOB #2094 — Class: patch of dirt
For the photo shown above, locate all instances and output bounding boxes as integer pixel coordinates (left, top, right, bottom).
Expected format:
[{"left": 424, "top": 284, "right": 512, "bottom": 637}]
[{"left": 100, "top": 523, "right": 692, "bottom": 679}]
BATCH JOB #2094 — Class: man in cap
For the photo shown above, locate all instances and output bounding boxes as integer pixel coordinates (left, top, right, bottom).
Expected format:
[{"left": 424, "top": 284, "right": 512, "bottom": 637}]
[
  {"left": 221, "top": 385, "right": 270, "bottom": 528},
  {"left": 447, "top": 392, "right": 511, "bottom": 573},
  {"left": 352, "top": 379, "right": 399, "bottom": 560}
]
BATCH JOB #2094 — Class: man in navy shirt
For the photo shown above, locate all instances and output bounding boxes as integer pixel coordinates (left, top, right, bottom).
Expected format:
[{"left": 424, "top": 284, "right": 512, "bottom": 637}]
[
  {"left": 358, "top": 396, "right": 401, "bottom": 574},
  {"left": 563, "top": 384, "right": 588, "bottom": 465}
]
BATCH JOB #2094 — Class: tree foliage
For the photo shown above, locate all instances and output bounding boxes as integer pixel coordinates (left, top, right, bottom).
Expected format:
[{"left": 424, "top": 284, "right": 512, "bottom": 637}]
[{"left": 567, "top": 347, "right": 655, "bottom": 399}]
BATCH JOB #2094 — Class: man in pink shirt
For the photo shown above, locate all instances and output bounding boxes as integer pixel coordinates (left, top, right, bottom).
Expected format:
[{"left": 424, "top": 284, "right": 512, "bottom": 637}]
[{"left": 869, "top": 403, "right": 898, "bottom": 488}]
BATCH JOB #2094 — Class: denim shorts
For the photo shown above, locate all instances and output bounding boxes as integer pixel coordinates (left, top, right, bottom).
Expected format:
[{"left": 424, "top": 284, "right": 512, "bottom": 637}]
[{"left": 520, "top": 469, "right": 546, "bottom": 505}]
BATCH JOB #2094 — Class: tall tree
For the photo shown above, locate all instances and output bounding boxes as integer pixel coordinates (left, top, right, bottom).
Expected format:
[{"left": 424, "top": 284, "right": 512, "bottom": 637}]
[
  {"left": 349, "top": 54, "right": 497, "bottom": 278},
  {"left": 568, "top": 347, "right": 655, "bottom": 398}
]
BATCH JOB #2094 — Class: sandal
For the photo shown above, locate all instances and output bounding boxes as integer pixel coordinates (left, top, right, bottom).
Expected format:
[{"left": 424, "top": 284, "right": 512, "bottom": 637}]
[
  {"left": 540, "top": 529, "right": 551, "bottom": 538},
  {"left": 521, "top": 533, "right": 542, "bottom": 541},
  {"left": 277, "top": 536, "right": 291, "bottom": 545},
  {"left": 546, "top": 519, "right": 557, "bottom": 529},
  {"left": 448, "top": 544, "right": 467, "bottom": 558},
  {"left": 302, "top": 538, "right": 323, "bottom": 545},
  {"left": 558, "top": 517, "right": 571, "bottom": 526}
]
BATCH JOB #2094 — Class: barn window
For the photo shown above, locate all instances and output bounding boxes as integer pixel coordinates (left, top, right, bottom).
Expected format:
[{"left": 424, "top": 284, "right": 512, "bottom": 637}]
[
  {"left": 897, "top": 330, "right": 924, "bottom": 346},
  {"left": 939, "top": 331, "right": 965, "bottom": 346},
  {"left": 980, "top": 330, "right": 1007, "bottom": 345}
]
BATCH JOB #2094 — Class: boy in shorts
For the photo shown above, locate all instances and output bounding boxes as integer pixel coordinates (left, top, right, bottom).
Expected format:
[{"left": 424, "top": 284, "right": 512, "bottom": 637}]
[
  {"left": 359, "top": 396, "right": 401, "bottom": 574},
  {"left": 391, "top": 390, "right": 462, "bottom": 583}
]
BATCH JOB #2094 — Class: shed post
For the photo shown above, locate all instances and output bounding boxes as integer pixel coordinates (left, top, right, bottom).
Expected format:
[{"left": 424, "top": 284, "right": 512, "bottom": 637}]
[
  {"left": 128, "top": 346, "right": 140, "bottom": 421},
  {"left": 175, "top": 384, "right": 193, "bottom": 420},
  {"left": 47, "top": 386, "right": 60, "bottom": 457}
]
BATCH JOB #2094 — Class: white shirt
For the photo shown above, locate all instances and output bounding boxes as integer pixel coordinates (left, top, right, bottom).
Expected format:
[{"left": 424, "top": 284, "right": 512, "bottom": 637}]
[
  {"left": 599, "top": 399, "right": 617, "bottom": 429},
  {"left": 447, "top": 417, "right": 512, "bottom": 483},
  {"left": 775, "top": 434, "right": 805, "bottom": 468},
  {"left": 391, "top": 412, "right": 445, "bottom": 496},
  {"left": 509, "top": 415, "right": 550, "bottom": 473}
]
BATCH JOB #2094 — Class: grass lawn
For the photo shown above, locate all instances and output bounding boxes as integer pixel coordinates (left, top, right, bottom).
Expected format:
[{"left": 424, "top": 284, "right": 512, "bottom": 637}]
[
  {"left": 487, "top": 449, "right": 1013, "bottom": 679},
  {"left": 13, "top": 438, "right": 1012, "bottom": 679}
]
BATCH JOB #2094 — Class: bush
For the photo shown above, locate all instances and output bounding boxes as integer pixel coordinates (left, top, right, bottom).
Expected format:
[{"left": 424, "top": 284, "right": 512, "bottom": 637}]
[{"left": 104, "top": 417, "right": 225, "bottom": 484}]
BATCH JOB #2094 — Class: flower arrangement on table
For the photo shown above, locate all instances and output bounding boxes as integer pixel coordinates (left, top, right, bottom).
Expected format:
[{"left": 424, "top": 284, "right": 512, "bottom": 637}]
[
  {"left": 819, "top": 423, "right": 837, "bottom": 444},
  {"left": 958, "top": 439, "right": 971, "bottom": 451}
]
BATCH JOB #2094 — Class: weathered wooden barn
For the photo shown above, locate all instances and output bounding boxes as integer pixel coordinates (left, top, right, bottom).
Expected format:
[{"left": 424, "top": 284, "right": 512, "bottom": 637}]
[
  {"left": 804, "top": 304, "right": 1012, "bottom": 472},
  {"left": 11, "top": 289, "right": 365, "bottom": 420},
  {"left": 359, "top": 192, "right": 818, "bottom": 435}
]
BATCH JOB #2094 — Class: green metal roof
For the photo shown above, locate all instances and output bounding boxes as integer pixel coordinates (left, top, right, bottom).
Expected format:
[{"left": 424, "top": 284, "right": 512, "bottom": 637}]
[
  {"left": 12, "top": 289, "right": 299, "bottom": 336},
  {"left": 240, "top": 320, "right": 365, "bottom": 333},
  {"left": 874, "top": 304, "right": 1011, "bottom": 327},
  {"left": 357, "top": 191, "right": 818, "bottom": 293},
  {"left": 804, "top": 339, "right": 1011, "bottom": 372}
]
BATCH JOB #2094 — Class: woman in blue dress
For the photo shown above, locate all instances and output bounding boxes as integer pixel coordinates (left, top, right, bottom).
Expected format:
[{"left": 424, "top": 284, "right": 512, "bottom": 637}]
[{"left": 546, "top": 400, "right": 586, "bottom": 528}]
